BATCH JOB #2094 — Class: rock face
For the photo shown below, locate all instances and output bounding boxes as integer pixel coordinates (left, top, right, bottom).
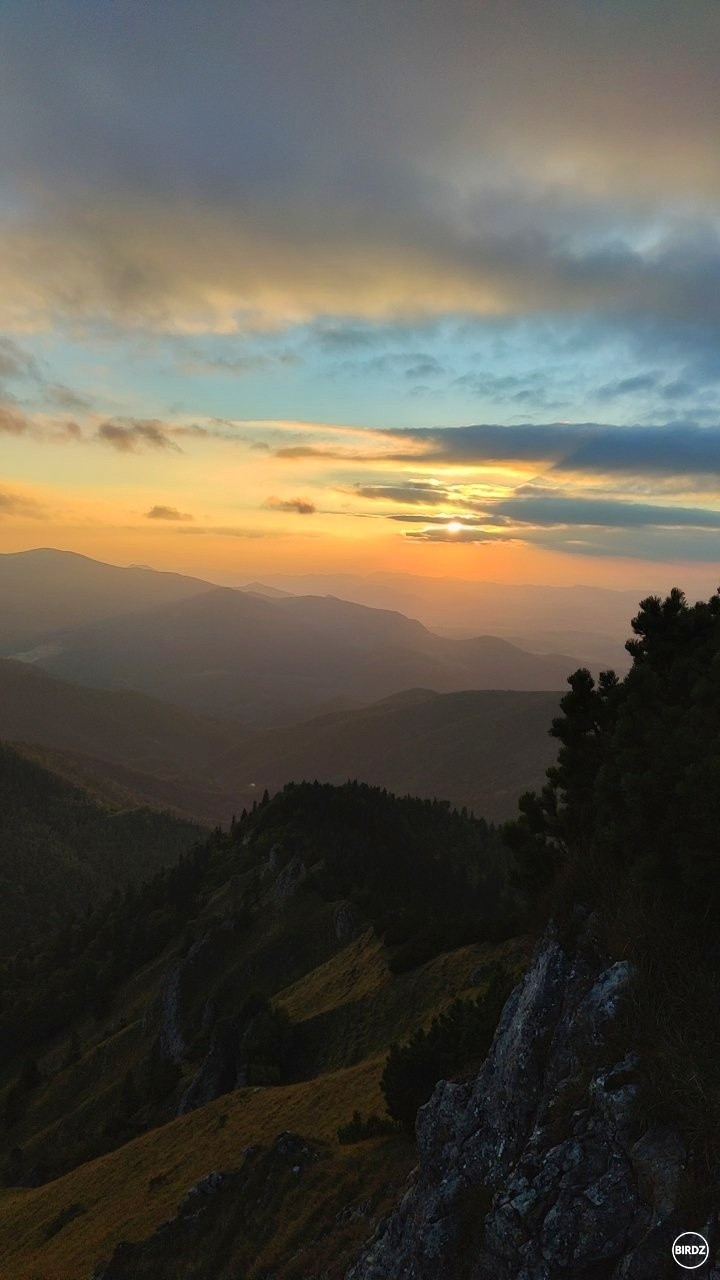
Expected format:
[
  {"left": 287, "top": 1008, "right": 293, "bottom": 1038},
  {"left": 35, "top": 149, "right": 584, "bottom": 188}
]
[
  {"left": 334, "top": 899, "right": 361, "bottom": 941},
  {"left": 156, "top": 960, "right": 186, "bottom": 1066},
  {"left": 177, "top": 1016, "right": 247, "bottom": 1115},
  {"left": 347, "top": 926, "right": 699, "bottom": 1280},
  {"left": 272, "top": 852, "right": 306, "bottom": 902}
]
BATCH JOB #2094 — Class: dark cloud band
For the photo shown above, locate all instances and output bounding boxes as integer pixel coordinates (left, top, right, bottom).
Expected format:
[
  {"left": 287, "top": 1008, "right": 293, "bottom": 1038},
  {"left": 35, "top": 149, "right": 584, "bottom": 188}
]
[{"left": 387, "top": 422, "right": 720, "bottom": 476}]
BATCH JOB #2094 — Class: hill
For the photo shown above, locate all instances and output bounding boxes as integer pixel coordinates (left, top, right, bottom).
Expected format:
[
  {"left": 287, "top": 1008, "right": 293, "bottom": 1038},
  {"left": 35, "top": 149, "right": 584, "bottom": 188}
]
[
  {"left": 254, "top": 570, "right": 639, "bottom": 666},
  {"left": 0, "top": 658, "right": 235, "bottom": 775},
  {"left": 0, "top": 781, "right": 526, "bottom": 1278},
  {"left": 0, "top": 660, "right": 558, "bottom": 824},
  {"left": 216, "top": 688, "right": 560, "bottom": 820},
  {"left": 20, "top": 584, "right": 582, "bottom": 722},
  {"left": 0, "top": 742, "right": 203, "bottom": 953},
  {"left": 0, "top": 548, "right": 213, "bottom": 652},
  {"left": 11, "top": 741, "right": 238, "bottom": 828}
]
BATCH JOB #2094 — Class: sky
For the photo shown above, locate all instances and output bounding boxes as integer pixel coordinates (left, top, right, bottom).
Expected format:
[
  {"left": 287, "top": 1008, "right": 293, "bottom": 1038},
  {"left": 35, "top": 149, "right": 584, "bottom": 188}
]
[{"left": 2, "top": 0, "right": 720, "bottom": 591}]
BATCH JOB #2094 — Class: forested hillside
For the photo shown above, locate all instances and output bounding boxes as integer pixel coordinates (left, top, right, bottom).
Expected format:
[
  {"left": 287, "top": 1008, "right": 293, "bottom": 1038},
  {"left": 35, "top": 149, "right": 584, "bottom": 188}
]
[
  {"left": 0, "top": 743, "right": 203, "bottom": 953},
  {"left": 0, "top": 781, "right": 525, "bottom": 1277},
  {"left": 340, "top": 588, "right": 720, "bottom": 1277}
]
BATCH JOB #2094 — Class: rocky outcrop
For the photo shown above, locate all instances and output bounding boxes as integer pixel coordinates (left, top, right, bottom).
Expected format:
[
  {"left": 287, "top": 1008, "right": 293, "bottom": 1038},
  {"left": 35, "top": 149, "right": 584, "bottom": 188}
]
[
  {"left": 153, "top": 924, "right": 237, "bottom": 1068},
  {"left": 334, "top": 899, "right": 361, "bottom": 941},
  {"left": 177, "top": 1016, "right": 247, "bottom": 1115},
  {"left": 156, "top": 960, "right": 186, "bottom": 1065},
  {"left": 272, "top": 853, "right": 306, "bottom": 902},
  {"left": 347, "top": 925, "right": 702, "bottom": 1280}
]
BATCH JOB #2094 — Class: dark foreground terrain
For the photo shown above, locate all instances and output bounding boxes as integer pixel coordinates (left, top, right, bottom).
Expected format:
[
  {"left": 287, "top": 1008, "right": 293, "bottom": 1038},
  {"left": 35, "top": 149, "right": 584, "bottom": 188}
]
[{"left": 1, "top": 588, "right": 719, "bottom": 1278}]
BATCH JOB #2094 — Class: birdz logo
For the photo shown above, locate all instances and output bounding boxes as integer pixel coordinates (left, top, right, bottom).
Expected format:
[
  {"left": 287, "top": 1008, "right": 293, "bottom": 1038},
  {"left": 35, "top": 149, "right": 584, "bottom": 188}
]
[{"left": 672, "top": 1232, "right": 710, "bottom": 1269}]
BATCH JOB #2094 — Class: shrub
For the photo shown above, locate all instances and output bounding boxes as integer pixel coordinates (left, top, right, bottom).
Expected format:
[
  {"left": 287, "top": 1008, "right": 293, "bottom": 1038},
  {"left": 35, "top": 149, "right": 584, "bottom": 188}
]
[
  {"left": 381, "top": 975, "right": 510, "bottom": 1130},
  {"left": 337, "top": 1111, "right": 400, "bottom": 1144}
]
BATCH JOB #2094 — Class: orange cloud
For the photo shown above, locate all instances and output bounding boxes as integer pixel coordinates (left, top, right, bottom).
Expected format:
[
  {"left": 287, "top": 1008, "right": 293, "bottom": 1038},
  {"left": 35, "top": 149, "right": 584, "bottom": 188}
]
[{"left": 264, "top": 496, "right": 316, "bottom": 515}]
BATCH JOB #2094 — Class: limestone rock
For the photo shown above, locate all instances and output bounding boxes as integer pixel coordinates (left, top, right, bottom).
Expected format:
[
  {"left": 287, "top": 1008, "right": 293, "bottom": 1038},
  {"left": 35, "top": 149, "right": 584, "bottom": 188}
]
[{"left": 347, "top": 927, "right": 692, "bottom": 1280}]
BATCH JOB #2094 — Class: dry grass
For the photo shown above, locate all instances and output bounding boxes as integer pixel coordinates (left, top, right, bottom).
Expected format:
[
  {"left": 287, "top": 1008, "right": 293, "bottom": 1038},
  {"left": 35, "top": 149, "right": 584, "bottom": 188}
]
[
  {"left": 278, "top": 929, "right": 532, "bottom": 1071},
  {"left": 2, "top": 899, "right": 530, "bottom": 1280},
  {"left": 0, "top": 1055, "right": 392, "bottom": 1280}
]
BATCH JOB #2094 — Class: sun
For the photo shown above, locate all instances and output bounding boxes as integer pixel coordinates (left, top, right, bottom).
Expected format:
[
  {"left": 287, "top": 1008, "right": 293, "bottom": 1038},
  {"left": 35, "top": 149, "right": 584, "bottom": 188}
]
[{"left": 446, "top": 520, "right": 463, "bottom": 533}]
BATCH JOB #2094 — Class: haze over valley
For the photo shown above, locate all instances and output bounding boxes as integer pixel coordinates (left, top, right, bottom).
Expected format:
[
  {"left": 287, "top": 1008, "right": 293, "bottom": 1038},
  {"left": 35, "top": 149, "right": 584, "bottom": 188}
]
[{"left": 0, "top": 548, "right": 570, "bottom": 821}]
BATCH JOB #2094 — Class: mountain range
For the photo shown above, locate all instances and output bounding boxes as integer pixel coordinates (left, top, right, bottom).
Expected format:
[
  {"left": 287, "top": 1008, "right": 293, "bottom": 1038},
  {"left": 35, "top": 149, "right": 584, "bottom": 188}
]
[
  {"left": 4, "top": 551, "right": 583, "bottom": 725},
  {"left": 0, "top": 547, "right": 210, "bottom": 652},
  {"left": 250, "top": 570, "right": 640, "bottom": 666},
  {"left": 0, "top": 656, "right": 557, "bottom": 824}
]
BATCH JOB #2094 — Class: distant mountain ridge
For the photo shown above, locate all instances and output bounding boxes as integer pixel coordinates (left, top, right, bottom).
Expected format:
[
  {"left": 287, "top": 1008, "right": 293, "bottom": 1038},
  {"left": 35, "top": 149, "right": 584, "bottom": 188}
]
[
  {"left": 10, "top": 574, "right": 584, "bottom": 722},
  {"left": 216, "top": 688, "right": 560, "bottom": 821},
  {"left": 0, "top": 741, "right": 202, "bottom": 953},
  {"left": 252, "top": 570, "right": 639, "bottom": 667},
  {"left": 0, "top": 658, "right": 234, "bottom": 772},
  {"left": 0, "top": 547, "right": 213, "bottom": 651},
  {"left": 0, "top": 659, "right": 240, "bottom": 824},
  {"left": 0, "top": 659, "right": 559, "bottom": 823}
]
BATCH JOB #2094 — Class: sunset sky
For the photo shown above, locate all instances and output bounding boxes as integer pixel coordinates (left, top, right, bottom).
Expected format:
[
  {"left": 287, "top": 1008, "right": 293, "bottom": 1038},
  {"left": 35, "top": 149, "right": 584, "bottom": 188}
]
[{"left": 3, "top": 0, "right": 720, "bottom": 589}]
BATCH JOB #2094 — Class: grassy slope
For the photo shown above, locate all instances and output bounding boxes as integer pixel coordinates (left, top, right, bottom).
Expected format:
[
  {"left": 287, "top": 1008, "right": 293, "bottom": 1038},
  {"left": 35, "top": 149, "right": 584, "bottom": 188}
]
[
  {"left": 0, "top": 1063, "right": 400, "bottom": 1280},
  {"left": 0, "top": 782, "right": 531, "bottom": 1276},
  {"left": 1, "top": 931, "right": 530, "bottom": 1279}
]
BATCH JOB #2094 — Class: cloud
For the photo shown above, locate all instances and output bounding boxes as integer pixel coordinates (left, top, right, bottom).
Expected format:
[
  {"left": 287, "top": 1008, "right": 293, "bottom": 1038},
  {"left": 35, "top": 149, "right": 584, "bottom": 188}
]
[
  {"left": 335, "top": 352, "right": 446, "bottom": 380},
  {"left": 8, "top": 198, "right": 720, "bottom": 341},
  {"left": 145, "top": 504, "right": 193, "bottom": 521},
  {"left": 1, "top": 3, "right": 720, "bottom": 345},
  {"left": 96, "top": 418, "right": 181, "bottom": 453},
  {"left": 274, "top": 444, "right": 386, "bottom": 461},
  {"left": 494, "top": 494, "right": 720, "bottom": 529},
  {"left": 387, "top": 512, "right": 499, "bottom": 526},
  {"left": 354, "top": 481, "right": 449, "bottom": 505},
  {"left": 0, "top": 337, "right": 91, "bottom": 416},
  {"left": 597, "top": 372, "right": 661, "bottom": 400},
  {"left": 43, "top": 382, "right": 92, "bottom": 411},
  {"left": 405, "top": 526, "right": 513, "bottom": 544},
  {"left": 530, "top": 526, "right": 720, "bottom": 564},
  {"left": 0, "top": 488, "right": 44, "bottom": 517},
  {"left": 388, "top": 422, "right": 720, "bottom": 477},
  {"left": 264, "top": 495, "right": 316, "bottom": 514},
  {"left": 49, "top": 419, "right": 84, "bottom": 443},
  {"left": 275, "top": 445, "right": 332, "bottom": 459},
  {"left": 175, "top": 525, "right": 277, "bottom": 539},
  {"left": 175, "top": 345, "right": 300, "bottom": 377},
  {"left": 0, "top": 403, "right": 29, "bottom": 435},
  {"left": 0, "top": 337, "right": 40, "bottom": 381}
]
